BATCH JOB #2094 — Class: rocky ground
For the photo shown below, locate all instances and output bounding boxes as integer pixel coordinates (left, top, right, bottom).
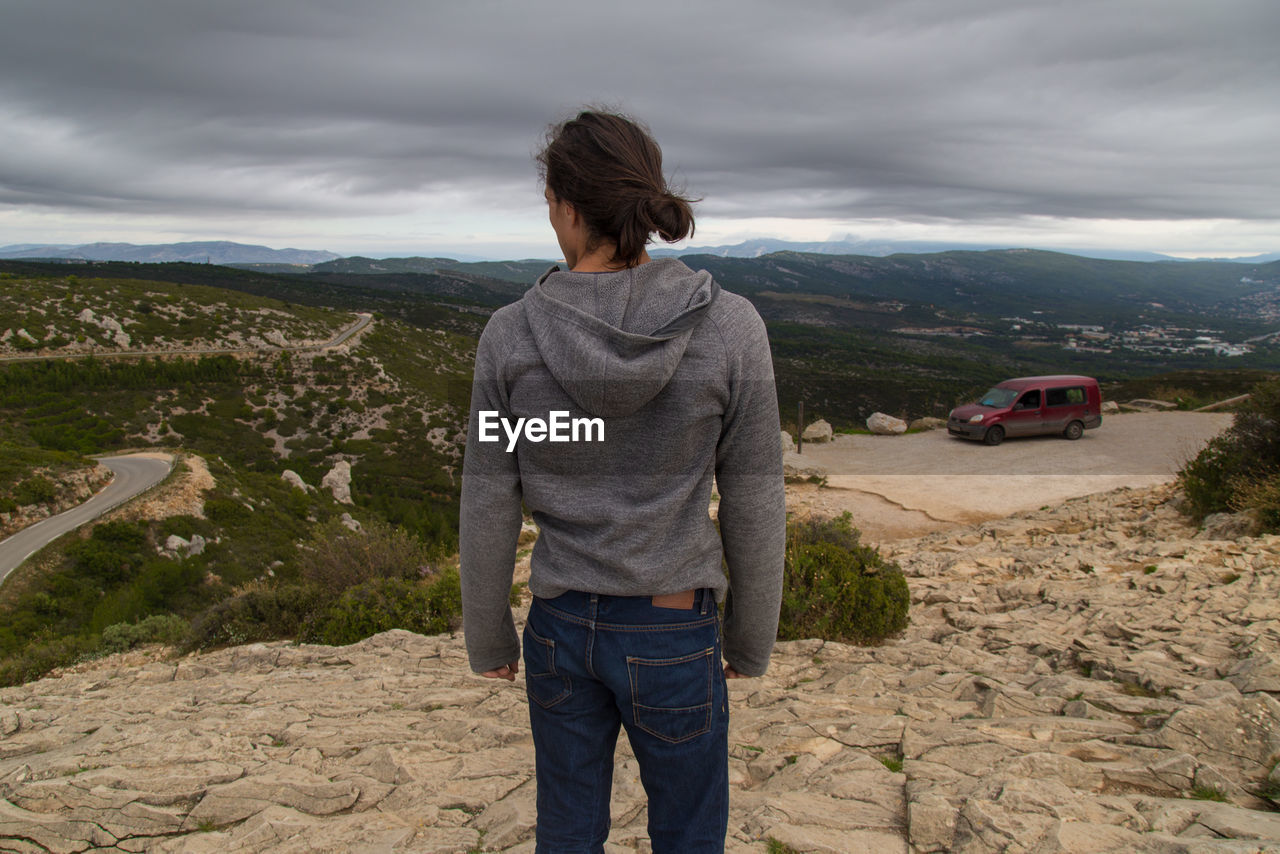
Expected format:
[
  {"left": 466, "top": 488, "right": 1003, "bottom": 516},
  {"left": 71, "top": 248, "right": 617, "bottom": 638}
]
[{"left": 3, "top": 484, "right": 1280, "bottom": 853}]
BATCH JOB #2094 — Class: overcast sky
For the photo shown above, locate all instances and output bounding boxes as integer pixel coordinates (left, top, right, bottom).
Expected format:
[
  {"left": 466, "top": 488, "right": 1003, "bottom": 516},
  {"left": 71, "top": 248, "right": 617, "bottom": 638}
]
[{"left": 1, "top": 0, "right": 1276, "bottom": 259}]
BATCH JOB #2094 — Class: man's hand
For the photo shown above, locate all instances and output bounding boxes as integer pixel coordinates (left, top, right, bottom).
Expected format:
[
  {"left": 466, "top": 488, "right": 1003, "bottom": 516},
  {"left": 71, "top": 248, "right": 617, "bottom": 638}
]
[
  {"left": 724, "top": 664, "right": 749, "bottom": 679},
  {"left": 482, "top": 662, "right": 519, "bottom": 681}
]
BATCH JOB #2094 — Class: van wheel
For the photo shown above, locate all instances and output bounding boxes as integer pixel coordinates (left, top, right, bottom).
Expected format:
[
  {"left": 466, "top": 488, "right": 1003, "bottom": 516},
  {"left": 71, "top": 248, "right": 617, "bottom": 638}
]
[
  {"left": 983, "top": 426, "right": 1005, "bottom": 446},
  {"left": 1063, "top": 421, "right": 1084, "bottom": 440}
]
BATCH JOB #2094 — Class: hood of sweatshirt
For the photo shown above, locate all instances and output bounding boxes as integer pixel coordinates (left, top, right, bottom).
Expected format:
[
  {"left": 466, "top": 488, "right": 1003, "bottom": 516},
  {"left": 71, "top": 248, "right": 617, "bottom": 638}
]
[{"left": 521, "top": 257, "right": 719, "bottom": 418}]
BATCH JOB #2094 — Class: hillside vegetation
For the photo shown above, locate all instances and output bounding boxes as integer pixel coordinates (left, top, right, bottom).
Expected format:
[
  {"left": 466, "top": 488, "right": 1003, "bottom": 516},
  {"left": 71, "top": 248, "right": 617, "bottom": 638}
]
[
  {"left": 1180, "top": 374, "right": 1280, "bottom": 532},
  {"left": 0, "top": 272, "right": 474, "bottom": 684},
  {"left": 0, "top": 272, "right": 343, "bottom": 357},
  {"left": 2, "top": 250, "right": 1276, "bottom": 684},
  {"left": 6, "top": 250, "right": 1278, "bottom": 429},
  {"left": 688, "top": 249, "right": 1280, "bottom": 325}
]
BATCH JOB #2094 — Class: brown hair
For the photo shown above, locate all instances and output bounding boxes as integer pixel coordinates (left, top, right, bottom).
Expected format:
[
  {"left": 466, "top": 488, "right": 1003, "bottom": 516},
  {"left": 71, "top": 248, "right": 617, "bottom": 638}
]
[{"left": 537, "top": 109, "right": 696, "bottom": 268}]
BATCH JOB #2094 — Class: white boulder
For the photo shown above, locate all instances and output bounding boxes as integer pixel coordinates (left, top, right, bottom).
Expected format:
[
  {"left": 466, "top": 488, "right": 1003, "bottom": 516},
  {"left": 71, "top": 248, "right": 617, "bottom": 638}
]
[
  {"left": 281, "top": 470, "right": 313, "bottom": 492},
  {"left": 322, "top": 461, "right": 354, "bottom": 504},
  {"left": 99, "top": 317, "right": 130, "bottom": 348},
  {"left": 867, "top": 412, "right": 908, "bottom": 435},
  {"left": 801, "top": 419, "right": 833, "bottom": 443},
  {"left": 187, "top": 534, "right": 207, "bottom": 556}
]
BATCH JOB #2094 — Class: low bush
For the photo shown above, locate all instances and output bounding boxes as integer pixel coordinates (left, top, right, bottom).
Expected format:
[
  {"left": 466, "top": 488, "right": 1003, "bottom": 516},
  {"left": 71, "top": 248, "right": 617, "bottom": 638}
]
[
  {"left": 184, "top": 584, "right": 325, "bottom": 650},
  {"left": 183, "top": 566, "right": 463, "bottom": 651},
  {"left": 0, "top": 634, "right": 97, "bottom": 686},
  {"left": 300, "top": 517, "right": 437, "bottom": 590},
  {"left": 13, "top": 475, "right": 57, "bottom": 507},
  {"left": 203, "top": 496, "right": 253, "bottom": 524},
  {"left": 1180, "top": 375, "right": 1280, "bottom": 533},
  {"left": 302, "top": 567, "right": 462, "bottom": 646},
  {"left": 66, "top": 520, "right": 149, "bottom": 584},
  {"left": 100, "top": 614, "right": 189, "bottom": 653},
  {"left": 1230, "top": 473, "right": 1280, "bottom": 532},
  {"left": 778, "top": 512, "right": 909, "bottom": 644},
  {"left": 89, "top": 559, "right": 206, "bottom": 633},
  {"left": 1180, "top": 435, "right": 1242, "bottom": 518}
]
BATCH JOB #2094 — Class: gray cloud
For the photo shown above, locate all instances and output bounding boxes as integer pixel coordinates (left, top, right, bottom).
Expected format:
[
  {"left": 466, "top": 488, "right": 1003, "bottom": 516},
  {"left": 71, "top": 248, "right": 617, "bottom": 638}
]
[{"left": 0, "top": 0, "right": 1276, "bottom": 246}]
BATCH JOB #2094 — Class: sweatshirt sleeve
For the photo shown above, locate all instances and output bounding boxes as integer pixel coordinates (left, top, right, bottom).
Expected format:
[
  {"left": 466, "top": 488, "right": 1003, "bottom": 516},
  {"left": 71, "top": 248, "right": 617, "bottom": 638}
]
[
  {"left": 714, "top": 302, "right": 785, "bottom": 677},
  {"left": 459, "top": 315, "right": 524, "bottom": 674}
]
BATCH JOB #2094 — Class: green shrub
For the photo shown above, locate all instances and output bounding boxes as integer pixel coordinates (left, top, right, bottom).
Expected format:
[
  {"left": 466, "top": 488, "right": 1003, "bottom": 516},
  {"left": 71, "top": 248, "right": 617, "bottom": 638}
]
[
  {"left": 89, "top": 558, "right": 206, "bottom": 632},
  {"left": 88, "top": 519, "right": 147, "bottom": 548},
  {"left": 1179, "top": 376, "right": 1280, "bottom": 532},
  {"left": 203, "top": 496, "right": 252, "bottom": 523},
  {"left": 185, "top": 584, "right": 325, "bottom": 650},
  {"left": 778, "top": 512, "right": 909, "bottom": 644},
  {"left": 301, "top": 568, "right": 461, "bottom": 646},
  {"left": 1180, "top": 434, "right": 1245, "bottom": 519},
  {"left": 66, "top": 520, "right": 148, "bottom": 584},
  {"left": 13, "top": 475, "right": 57, "bottom": 506},
  {"left": 1231, "top": 472, "right": 1280, "bottom": 532},
  {"left": 158, "top": 515, "right": 204, "bottom": 541},
  {"left": 0, "top": 634, "right": 97, "bottom": 687},
  {"left": 100, "top": 614, "right": 189, "bottom": 653},
  {"left": 299, "top": 517, "right": 437, "bottom": 590}
]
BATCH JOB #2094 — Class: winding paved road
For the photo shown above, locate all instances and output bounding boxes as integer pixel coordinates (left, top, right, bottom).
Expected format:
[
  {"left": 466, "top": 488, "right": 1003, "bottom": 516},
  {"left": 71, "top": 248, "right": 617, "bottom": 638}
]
[
  {"left": 0, "top": 454, "right": 172, "bottom": 585},
  {"left": 0, "top": 310, "right": 375, "bottom": 580}
]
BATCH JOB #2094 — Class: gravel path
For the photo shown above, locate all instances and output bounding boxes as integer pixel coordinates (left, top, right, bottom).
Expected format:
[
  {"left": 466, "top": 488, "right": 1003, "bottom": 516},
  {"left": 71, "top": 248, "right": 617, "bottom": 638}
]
[{"left": 785, "top": 411, "right": 1233, "bottom": 542}]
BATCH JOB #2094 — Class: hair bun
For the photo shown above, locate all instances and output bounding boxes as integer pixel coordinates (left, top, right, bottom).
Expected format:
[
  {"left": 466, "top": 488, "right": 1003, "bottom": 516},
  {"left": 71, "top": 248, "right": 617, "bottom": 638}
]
[{"left": 644, "top": 192, "right": 694, "bottom": 243}]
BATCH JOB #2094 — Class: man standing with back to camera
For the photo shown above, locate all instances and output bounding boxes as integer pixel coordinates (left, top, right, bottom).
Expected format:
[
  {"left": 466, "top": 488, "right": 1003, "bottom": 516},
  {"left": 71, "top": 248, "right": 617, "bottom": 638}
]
[{"left": 460, "top": 108, "right": 785, "bottom": 853}]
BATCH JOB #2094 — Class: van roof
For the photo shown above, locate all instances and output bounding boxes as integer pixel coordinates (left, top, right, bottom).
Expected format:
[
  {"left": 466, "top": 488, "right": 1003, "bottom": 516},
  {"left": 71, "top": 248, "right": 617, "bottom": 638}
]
[{"left": 996, "top": 375, "right": 1097, "bottom": 390}]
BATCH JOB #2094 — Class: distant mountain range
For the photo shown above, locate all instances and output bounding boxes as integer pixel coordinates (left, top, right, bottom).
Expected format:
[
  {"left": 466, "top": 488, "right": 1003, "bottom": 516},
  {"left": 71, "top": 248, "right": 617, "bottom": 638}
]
[
  {"left": 0, "top": 241, "right": 340, "bottom": 265},
  {"left": 654, "top": 237, "right": 1280, "bottom": 264},
  {"left": 3, "top": 238, "right": 1277, "bottom": 267}
]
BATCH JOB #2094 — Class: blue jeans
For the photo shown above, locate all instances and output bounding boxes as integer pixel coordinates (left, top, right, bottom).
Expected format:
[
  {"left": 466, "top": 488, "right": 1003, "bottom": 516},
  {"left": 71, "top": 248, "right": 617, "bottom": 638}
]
[{"left": 523, "top": 588, "right": 729, "bottom": 854}]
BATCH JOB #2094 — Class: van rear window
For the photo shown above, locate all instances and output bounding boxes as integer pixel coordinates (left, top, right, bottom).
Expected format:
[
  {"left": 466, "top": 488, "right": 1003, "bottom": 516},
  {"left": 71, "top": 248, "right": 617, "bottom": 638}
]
[{"left": 1047, "top": 387, "right": 1085, "bottom": 406}]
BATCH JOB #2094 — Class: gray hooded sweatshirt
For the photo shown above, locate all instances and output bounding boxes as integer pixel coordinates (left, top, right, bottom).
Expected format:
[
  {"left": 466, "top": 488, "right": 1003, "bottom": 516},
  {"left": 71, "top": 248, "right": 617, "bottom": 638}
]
[{"left": 459, "top": 257, "right": 785, "bottom": 676}]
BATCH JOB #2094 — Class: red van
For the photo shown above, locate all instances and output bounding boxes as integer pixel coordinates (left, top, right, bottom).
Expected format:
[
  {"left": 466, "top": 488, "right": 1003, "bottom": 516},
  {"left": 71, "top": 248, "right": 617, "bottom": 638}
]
[{"left": 948, "top": 375, "right": 1102, "bottom": 446}]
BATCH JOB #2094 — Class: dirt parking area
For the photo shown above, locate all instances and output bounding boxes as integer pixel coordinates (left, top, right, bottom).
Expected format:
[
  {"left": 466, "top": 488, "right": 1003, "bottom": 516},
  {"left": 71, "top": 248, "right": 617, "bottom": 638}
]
[{"left": 784, "top": 411, "right": 1234, "bottom": 543}]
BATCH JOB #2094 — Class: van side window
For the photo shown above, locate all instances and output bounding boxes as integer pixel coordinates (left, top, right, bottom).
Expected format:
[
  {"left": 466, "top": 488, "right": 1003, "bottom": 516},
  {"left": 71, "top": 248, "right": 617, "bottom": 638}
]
[
  {"left": 1047, "top": 386, "right": 1085, "bottom": 406},
  {"left": 1016, "top": 390, "right": 1041, "bottom": 409}
]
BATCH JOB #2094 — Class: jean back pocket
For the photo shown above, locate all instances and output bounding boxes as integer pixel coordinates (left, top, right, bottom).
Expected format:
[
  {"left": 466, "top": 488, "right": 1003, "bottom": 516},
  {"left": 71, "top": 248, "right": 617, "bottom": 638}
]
[
  {"left": 523, "top": 624, "right": 572, "bottom": 709},
  {"left": 626, "top": 647, "right": 714, "bottom": 743}
]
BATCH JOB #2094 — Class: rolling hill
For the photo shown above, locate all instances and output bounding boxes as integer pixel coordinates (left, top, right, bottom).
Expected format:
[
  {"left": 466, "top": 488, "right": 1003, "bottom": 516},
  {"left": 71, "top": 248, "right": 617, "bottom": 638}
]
[{"left": 0, "top": 267, "right": 474, "bottom": 684}]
